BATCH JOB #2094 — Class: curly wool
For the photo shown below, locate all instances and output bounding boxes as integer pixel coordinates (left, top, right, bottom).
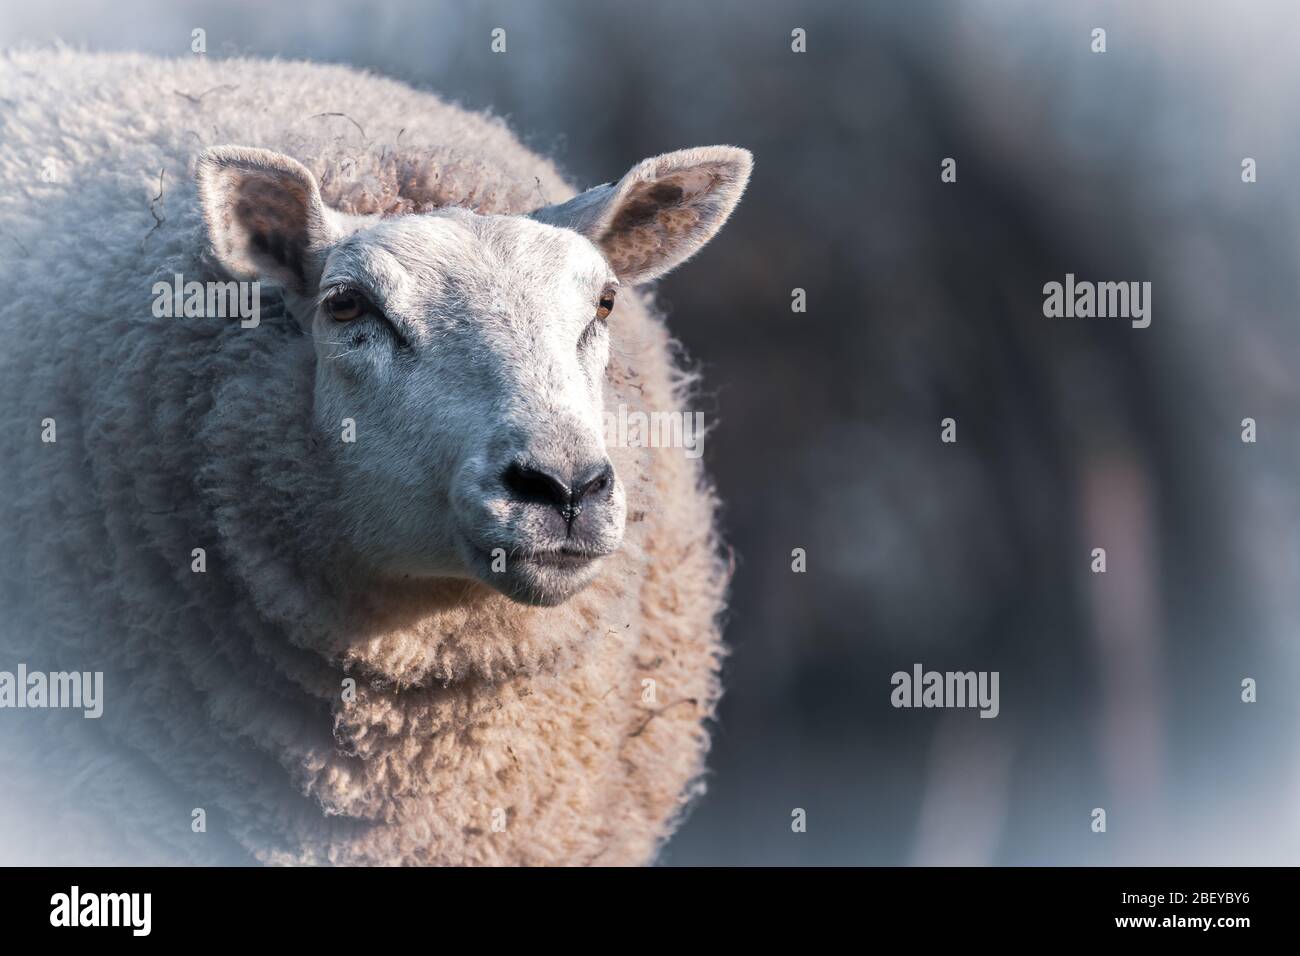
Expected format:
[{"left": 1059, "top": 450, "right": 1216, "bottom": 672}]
[{"left": 0, "top": 49, "right": 729, "bottom": 865}]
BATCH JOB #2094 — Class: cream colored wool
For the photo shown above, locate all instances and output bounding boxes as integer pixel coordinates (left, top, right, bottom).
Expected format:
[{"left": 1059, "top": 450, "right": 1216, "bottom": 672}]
[{"left": 0, "top": 49, "right": 735, "bottom": 865}]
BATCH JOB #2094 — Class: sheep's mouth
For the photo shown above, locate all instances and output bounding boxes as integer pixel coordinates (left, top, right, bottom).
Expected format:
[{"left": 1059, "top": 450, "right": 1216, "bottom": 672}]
[
  {"left": 455, "top": 531, "right": 616, "bottom": 606},
  {"left": 517, "top": 548, "right": 606, "bottom": 570}
]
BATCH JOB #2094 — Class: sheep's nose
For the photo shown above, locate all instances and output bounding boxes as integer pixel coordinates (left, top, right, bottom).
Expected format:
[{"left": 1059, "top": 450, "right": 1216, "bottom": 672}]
[{"left": 501, "top": 459, "right": 615, "bottom": 528}]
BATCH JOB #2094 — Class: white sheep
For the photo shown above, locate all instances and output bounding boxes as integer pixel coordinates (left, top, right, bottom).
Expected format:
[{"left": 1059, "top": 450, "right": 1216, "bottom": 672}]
[{"left": 0, "top": 48, "right": 750, "bottom": 865}]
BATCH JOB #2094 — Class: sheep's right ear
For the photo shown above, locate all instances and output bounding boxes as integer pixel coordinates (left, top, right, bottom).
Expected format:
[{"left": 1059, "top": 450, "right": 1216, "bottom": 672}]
[
  {"left": 531, "top": 146, "right": 752, "bottom": 285},
  {"left": 195, "top": 146, "right": 340, "bottom": 294}
]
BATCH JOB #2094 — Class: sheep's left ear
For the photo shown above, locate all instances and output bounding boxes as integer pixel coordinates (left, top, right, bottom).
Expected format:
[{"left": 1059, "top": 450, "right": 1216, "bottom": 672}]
[{"left": 533, "top": 146, "right": 751, "bottom": 284}]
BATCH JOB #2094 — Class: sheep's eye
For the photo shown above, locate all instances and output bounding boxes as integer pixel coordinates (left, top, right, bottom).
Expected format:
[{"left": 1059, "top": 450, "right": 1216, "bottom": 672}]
[
  {"left": 325, "top": 289, "right": 370, "bottom": 322},
  {"left": 596, "top": 286, "right": 617, "bottom": 320}
]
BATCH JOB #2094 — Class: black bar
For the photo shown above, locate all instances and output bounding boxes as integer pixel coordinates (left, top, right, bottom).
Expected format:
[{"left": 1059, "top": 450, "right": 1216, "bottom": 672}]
[{"left": 0, "top": 867, "right": 1283, "bottom": 942}]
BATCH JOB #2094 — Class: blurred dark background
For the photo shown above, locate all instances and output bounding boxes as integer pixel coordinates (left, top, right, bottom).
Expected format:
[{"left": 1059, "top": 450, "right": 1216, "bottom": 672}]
[{"left": 5, "top": 0, "right": 1298, "bottom": 864}]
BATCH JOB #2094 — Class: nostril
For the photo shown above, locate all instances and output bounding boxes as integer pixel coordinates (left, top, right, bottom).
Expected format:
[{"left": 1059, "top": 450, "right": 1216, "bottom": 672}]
[
  {"left": 500, "top": 459, "right": 614, "bottom": 529},
  {"left": 572, "top": 462, "right": 615, "bottom": 505},
  {"left": 501, "top": 461, "right": 571, "bottom": 510}
]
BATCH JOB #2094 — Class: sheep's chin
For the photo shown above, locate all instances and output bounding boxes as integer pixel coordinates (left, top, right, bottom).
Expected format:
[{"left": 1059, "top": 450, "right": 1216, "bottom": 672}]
[{"left": 495, "top": 562, "right": 604, "bottom": 607}]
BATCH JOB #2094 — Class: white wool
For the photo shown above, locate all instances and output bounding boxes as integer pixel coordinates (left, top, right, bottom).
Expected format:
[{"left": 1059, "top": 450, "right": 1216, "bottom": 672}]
[{"left": 0, "top": 49, "right": 746, "bottom": 865}]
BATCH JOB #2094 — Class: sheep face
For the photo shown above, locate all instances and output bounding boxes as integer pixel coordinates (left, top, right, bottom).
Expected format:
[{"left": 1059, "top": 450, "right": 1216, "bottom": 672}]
[
  {"left": 312, "top": 210, "right": 627, "bottom": 606},
  {"left": 197, "top": 144, "right": 751, "bottom": 606}
]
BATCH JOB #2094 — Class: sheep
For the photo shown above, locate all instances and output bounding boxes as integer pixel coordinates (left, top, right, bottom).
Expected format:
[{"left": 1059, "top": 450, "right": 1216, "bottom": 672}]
[{"left": 0, "top": 48, "right": 750, "bottom": 865}]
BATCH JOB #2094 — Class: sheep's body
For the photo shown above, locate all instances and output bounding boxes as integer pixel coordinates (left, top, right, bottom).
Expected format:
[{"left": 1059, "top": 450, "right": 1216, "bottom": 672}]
[{"left": 0, "top": 50, "right": 727, "bottom": 865}]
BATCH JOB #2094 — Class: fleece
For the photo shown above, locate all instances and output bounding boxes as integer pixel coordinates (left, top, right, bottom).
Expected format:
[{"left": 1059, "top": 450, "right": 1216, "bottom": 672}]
[{"left": 0, "top": 49, "right": 729, "bottom": 865}]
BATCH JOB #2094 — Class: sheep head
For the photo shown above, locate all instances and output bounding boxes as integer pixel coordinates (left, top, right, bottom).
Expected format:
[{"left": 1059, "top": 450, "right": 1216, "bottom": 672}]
[{"left": 195, "top": 144, "right": 750, "bottom": 606}]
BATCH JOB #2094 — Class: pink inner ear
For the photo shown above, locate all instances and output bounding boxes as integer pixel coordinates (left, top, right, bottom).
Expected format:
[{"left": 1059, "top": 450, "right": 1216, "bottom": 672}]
[
  {"left": 230, "top": 175, "right": 311, "bottom": 282},
  {"left": 234, "top": 177, "right": 310, "bottom": 234},
  {"left": 611, "top": 183, "right": 684, "bottom": 232},
  {"left": 610, "top": 166, "right": 728, "bottom": 233},
  {"left": 598, "top": 169, "right": 733, "bottom": 279}
]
